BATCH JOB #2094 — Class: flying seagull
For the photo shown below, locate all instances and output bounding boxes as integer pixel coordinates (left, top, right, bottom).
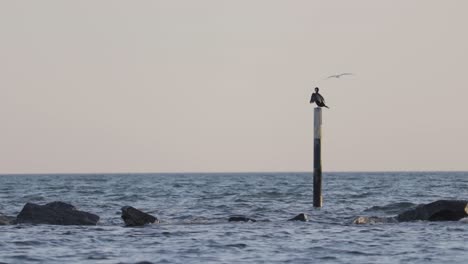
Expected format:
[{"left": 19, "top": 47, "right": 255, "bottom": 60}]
[
  {"left": 325, "top": 73, "right": 353, "bottom": 79},
  {"left": 310, "top": 87, "right": 329, "bottom": 108}
]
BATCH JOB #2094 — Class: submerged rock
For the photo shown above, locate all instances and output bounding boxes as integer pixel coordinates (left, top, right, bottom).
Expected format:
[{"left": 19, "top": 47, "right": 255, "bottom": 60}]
[
  {"left": 288, "top": 213, "right": 309, "bottom": 222},
  {"left": 352, "top": 216, "right": 398, "bottom": 225},
  {"left": 121, "top": 206, "right": 158, "bottom": 226},
  {"left": 0, "top": 214, "right": 16, "bottom": 225},
  {"left": 16, "top": 201, "right": 99, "bottom": 225},
  {"left": 397, "top": 200, "right": 468, "bottom": 222},
  {"left": 228, "top": 215, "right": 256, "bottom": 222}
]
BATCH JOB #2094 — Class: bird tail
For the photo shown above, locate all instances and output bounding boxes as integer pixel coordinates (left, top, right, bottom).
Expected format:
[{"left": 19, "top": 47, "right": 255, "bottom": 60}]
[{"left": 325, "top": 105, "right": 330, "bottom": 109}]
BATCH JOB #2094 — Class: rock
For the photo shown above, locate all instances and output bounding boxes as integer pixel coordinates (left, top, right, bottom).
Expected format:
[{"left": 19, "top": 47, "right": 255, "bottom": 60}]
[
  {"left": 0, "top": 214, "right": 16, "bottom": 225},
  {"left": 288, "top": 213, "right": 309, "bottom": 222},
  {"left": 460, "top": 217, "right": 468, "bottom": 223},
  {"left": 121, "top": 206, "right": 158, "bottom": 226},
  {"left": 352, "top": 216, "right": 398, "bottom": 224},
  {"left": 397, "top": 200, "right": 468, "bottom": 222},
  {"left": 16, "top": 201, "right": 99, "bottom": 225},
  {"left": 228, "top": 215, "right": 256, "bottom": 222}
]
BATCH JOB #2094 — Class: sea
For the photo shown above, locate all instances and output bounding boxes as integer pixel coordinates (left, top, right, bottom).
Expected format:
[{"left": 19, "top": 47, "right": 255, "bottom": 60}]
[{"left": 0, "top": 172, "right": 467, "bottom": 264}]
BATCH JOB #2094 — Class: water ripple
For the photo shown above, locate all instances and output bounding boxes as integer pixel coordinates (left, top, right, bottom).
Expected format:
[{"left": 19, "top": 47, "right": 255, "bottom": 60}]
[{"left": 0, "top": 172, "right": 467, "bottom": 263}]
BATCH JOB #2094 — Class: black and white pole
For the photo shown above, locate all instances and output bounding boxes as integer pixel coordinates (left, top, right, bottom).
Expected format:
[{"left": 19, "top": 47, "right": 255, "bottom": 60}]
[{"left": 313, "top": 107, "right": 322, "bottom": 208}]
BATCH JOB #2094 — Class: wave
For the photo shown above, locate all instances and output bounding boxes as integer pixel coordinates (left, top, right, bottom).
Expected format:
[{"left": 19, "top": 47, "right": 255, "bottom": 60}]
[{"left": 363, "top": 202, "right": 416, "bottom": 215}]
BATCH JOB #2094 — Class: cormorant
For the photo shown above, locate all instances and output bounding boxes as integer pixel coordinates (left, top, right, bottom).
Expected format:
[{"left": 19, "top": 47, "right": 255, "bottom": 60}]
[{"left": 310, "top": 87, "right": 329, "bottom": 108}]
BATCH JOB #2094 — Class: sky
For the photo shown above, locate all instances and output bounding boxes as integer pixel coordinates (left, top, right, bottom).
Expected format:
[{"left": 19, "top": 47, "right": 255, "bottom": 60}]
[{"left": 1, "top": 0, "right": 468, "bottom": 173}]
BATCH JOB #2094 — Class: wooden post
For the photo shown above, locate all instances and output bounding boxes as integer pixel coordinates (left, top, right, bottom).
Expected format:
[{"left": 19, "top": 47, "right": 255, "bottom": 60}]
[{"left": 313, "top": 107, "right": 322, "bottom": 207}]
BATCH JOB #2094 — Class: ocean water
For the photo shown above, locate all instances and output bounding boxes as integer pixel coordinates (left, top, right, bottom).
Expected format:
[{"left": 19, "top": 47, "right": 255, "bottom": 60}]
[{"left": 0, "top": 172, "right": 467, "bottom": 264}]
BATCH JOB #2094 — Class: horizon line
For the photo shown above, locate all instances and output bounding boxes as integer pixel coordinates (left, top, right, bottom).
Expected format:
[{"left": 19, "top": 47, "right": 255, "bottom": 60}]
[{"left": 1, "top": 170, "right": 467, "bottom": 176}]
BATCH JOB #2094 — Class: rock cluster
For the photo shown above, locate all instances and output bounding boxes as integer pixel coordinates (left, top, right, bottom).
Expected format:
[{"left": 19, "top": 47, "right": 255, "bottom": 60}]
[{"left": 3, "top": 199, "right": 464, "bottom": 227}]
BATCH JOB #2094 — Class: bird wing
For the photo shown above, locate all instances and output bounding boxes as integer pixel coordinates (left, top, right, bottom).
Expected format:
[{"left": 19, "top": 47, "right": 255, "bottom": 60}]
[
  {"left": 310, "top": 93, "right": 317, "bottom": 103},
  {"left": 338, "top": 73, "right": 353, "bottom": 77},
  {"left": 317, "top": 93, "right": 325, "bottom": 104},
  {"left": 325, "top": 73, "right": 353, "bottom": 79}
]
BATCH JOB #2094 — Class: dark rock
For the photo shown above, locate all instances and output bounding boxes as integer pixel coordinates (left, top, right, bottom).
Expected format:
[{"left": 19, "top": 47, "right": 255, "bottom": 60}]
[
  {"left": 121, "top": 206, "right": 158, "bottom": 226},
  {"left": 288, "top": 213, "right": 309, "bottom": 222},
  {"left": 16, "top": 201, "right": 99, "bottom": 225},
  {"left": 228, "top": 215, "right": 256, "bottom": 222},
  {"left": 397, "top": 200, "right": 468, "bottom": 222},
  {"left": 0, "top": 214, "right": 16, "bottom": 225},
  {"left": 352, "top": 216, "right": 398, "bottom": 224}
]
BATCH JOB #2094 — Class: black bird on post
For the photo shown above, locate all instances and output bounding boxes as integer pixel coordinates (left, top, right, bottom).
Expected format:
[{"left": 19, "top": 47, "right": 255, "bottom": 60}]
[
  {"left": 309, "top": 86, "right": 328, "bottom": 207},
  {"left": 310, "top": 87, "right": 329, "bottom": 108}
]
